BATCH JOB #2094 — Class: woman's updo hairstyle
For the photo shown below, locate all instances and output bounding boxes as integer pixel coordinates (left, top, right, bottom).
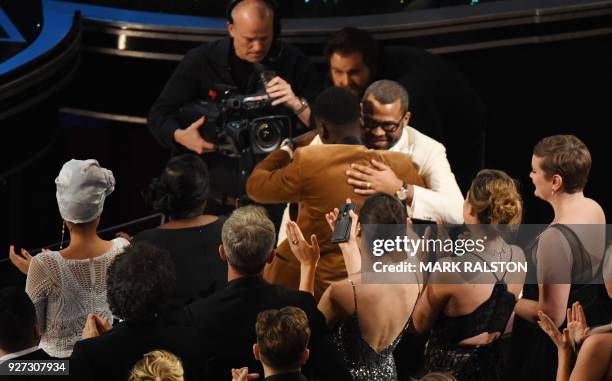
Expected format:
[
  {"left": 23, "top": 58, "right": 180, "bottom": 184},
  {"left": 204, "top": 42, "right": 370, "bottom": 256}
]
[
  {"left": 467, "top": 169, "right": 523, "bottom": 236},
  {"left": 144, "top": 154, "right": 210, "bottom": 220}
]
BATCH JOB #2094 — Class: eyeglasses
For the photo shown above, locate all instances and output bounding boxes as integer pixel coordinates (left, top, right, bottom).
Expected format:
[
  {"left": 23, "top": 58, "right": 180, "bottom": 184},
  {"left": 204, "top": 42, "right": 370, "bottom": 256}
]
[{"left": 361, "top": 113, "right": 406, "bottom": 133}]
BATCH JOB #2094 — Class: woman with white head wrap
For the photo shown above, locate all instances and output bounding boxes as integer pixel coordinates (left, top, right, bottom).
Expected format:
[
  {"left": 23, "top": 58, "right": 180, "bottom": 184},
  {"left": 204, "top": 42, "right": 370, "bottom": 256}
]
[{"left": 10, "top": 159, "right": 129, "bottom": 358}]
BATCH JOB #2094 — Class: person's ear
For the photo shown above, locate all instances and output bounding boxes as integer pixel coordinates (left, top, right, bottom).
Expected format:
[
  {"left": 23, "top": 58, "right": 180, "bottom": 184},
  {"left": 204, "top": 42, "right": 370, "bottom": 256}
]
[
  {"left": 219, "top": 244, "right": 228, "bottom": 263},
  {"left": 466, "top": 202, "right": 476, "bottom": 217},
  {"left": 300, "top": 348, "right": 310, "bottom": 365},
  {"left": 552, "top": 174, "right": 563, "bottom": 193},
  {"left": 266, "top": 250, "right": 275, "bottom": 264},
  {"left": 403, "top": 111, "right": 412, "bottom": 126},
  {"left": 253, "top": 343, "right": 261, "bottom": 361},
  {"left": 227, "top": 22, "right": 235, "bottom": 38}
]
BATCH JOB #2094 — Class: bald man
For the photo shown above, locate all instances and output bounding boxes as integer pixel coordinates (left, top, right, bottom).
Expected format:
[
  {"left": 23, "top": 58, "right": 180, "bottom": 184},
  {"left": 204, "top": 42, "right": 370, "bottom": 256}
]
[{"left": 149, "top": 0, "right": 322, "bottom": 208}]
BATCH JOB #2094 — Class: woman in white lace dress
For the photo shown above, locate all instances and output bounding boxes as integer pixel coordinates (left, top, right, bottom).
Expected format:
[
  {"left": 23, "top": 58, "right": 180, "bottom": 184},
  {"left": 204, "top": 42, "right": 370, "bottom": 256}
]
[{"left": 11, "top": 159, "right": 129, "bottom": 358}]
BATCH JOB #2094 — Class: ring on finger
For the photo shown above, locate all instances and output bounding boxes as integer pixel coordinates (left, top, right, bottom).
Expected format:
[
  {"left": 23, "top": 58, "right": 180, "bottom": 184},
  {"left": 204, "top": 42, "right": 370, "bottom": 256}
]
[{"left": 291, "top": 239, "right": 299, "bottom": 245}]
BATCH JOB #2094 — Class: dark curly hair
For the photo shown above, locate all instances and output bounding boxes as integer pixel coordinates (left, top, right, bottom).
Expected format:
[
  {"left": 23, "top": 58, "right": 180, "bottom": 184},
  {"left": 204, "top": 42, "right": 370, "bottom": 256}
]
[
  {"left": 324, "top": 27, "right": 379, "bottom": 73},
  {"left": 107, "top": 242, "right": 176, "bottom": 323},
  {"left": 144, "top": 154, "right": 210, "bottom": 220}
]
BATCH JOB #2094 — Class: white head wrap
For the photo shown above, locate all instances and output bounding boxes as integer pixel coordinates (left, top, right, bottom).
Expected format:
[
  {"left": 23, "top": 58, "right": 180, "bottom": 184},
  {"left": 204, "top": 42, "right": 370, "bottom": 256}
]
[{"left": 55, "top": 159, "right": 115, "bottom": 223}]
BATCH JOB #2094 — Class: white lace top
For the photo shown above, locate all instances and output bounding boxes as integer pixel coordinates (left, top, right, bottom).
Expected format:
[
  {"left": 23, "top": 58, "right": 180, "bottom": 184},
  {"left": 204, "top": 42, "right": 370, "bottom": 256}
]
[{"left": 25, "top": 238, "right": 129, "bottom": 358}]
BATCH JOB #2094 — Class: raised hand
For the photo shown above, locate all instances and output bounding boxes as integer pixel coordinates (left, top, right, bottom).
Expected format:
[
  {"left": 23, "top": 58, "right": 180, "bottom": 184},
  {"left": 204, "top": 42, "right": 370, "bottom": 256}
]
[
  {"left": 9, "top": 245, "right": 33, "bottom": 275},
  {"left": 286, "top": 220, "right": 320, "bottom": 268},
  {"left": 231, "top": 367, "right": 260, "bottom": 381},
  {"left": 324, "top": 198, "right": 361, "bottom": 275},
  {"left": 567, "top": 301, "right": 589, "bottom": 349},
  {"left": 538, "top": 310, "right": 572, "bottom": 355}
]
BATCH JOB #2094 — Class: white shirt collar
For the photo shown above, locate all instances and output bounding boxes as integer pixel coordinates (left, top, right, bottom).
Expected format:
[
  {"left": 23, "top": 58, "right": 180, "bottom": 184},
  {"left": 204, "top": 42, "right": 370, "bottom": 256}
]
[
  {"left": 389, "top": 125, "right": 413, "bottom": 155},
  {"left": 0, "top": 346, "right": 40, "bottom": 364}
]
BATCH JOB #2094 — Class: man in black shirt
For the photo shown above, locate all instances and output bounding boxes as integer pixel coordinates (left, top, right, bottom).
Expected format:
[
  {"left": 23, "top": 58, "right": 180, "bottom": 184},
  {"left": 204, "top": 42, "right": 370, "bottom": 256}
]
[{"left": 148, "top": 0, "right": 321, "bottom": 203}]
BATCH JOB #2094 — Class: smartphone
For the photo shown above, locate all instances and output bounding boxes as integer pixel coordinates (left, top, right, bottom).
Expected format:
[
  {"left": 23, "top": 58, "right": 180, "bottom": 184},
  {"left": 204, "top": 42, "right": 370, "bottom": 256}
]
[{"left": 330, "top": 202, "right": 357, "bottom": 244}]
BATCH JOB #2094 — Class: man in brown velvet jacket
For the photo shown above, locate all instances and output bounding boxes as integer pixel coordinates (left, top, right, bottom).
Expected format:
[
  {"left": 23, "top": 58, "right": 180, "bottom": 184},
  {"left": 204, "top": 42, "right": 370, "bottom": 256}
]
[{"left": 247, "top": 87, "right": 424, "bottom": 299}]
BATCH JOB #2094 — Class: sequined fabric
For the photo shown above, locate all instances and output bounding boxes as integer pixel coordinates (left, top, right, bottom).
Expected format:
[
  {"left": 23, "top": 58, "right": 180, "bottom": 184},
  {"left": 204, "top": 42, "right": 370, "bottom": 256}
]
[
  {"left": 333, "top": 315, "right": 405, "bottom": 381},
  {"left": 422, "top": 339, "right": 503, "bottom": 381},
  {"left": 332, "top": 279, "right": 409, "bottom": 381}
]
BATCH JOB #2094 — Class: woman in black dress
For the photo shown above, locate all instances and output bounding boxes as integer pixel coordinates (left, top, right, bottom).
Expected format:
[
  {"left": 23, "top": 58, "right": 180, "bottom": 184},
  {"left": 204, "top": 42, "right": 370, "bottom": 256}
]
[
  {"left": 134, "top": 154, "right": 227, "bottom": 314},
  {"left": 412, "top": 169, "right": 526, "bottom": 381},
  {"left": 512, "top": 135, "right": 609, "bottom": 381}
]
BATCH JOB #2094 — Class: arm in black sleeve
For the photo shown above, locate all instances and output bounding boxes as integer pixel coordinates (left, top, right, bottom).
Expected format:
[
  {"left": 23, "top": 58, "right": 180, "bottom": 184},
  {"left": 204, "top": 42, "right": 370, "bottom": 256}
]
[
  {"left": 148, "top": 48, "right": 207, "bottom": 149},
  {"left": 291, "top": 52, "right": 322, "bottom": 105}
]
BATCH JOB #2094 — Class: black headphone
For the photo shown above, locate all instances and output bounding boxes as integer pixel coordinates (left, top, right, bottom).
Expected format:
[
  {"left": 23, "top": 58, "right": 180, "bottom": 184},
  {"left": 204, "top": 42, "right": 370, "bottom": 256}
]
[{"left": 225, "top": 0, "right": 283, "bottom": 61}]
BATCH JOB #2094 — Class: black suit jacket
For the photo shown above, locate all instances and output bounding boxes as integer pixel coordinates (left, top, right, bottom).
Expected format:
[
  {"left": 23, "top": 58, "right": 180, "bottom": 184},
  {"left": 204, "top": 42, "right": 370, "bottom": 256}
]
[
  {"left": 187, "top": 276, "right": 350, "bottom": 381},
  {"left": 70, "top": 319, "right": 204, "bottom": 381}
]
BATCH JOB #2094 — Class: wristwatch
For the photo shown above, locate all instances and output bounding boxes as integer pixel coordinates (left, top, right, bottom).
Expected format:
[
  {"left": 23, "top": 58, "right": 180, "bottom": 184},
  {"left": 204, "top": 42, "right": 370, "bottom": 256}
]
[
  {"left": 280, "top": 138, "right": 295, "bottom": 158},
  {"left": 294, "top": 97, "right": 309, "bottom": 115},
  {"left": 396, "top": 182, "right": 409, "bottom": 201}
]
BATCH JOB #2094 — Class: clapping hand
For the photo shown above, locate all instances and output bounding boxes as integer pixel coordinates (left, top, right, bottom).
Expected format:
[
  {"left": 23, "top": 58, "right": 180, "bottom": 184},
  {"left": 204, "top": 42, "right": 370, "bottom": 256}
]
[
  {"left": 566, "top": 301, "right": 589, "bottom": 350},
  {"left": 286, "top": 220, "right": 320, "bottom": 268},
  {"left": 231, "top": 367, "right": 259, "bottom": 381},
  {"left": 538, "top": 311, "right": 572, "bottom": 355},
  {"left": 9, "top": 245, "right": 33, "bottom": 275}
]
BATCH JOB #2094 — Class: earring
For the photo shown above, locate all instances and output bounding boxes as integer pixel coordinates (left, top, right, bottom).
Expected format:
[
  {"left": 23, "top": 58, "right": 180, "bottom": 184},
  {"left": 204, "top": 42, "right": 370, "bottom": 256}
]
[{"left": 59, "top": 221, "right": 65, "bottom": 250}]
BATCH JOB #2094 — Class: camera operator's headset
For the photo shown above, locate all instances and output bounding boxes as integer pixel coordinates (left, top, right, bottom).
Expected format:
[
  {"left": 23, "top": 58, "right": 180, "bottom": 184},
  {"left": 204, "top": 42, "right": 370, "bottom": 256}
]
[{"left": 225, "top": 0, "right": 283, "bottom": 61}]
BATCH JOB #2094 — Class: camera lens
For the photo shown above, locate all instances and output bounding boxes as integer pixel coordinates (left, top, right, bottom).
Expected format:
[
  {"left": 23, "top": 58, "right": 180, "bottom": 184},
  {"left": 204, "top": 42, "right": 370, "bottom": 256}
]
[{"left": 254, "top": 122, "right": 280, "bottom": 150}]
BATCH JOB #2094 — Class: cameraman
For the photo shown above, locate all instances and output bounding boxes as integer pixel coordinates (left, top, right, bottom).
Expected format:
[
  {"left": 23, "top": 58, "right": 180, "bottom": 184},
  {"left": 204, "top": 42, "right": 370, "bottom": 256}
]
[{"left": 148, "top": 0, "right": 321, "bottom": 200}]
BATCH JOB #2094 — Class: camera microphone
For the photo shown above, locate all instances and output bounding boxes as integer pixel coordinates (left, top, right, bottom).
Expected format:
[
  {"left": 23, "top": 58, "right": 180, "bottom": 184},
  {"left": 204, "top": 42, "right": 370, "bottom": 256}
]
[{"left": 253, "top": 63, "right": 276, "bottom": 87}]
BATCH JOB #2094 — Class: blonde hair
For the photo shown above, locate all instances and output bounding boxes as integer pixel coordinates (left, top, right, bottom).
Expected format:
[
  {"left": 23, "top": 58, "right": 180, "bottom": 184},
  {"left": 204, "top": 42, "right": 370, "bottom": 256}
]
[
  {"left": 468, "top": 169, "right": 522, "bottom": 236},
  {"left": 128, "top": 350, "right": 184, "bottom": 381}
]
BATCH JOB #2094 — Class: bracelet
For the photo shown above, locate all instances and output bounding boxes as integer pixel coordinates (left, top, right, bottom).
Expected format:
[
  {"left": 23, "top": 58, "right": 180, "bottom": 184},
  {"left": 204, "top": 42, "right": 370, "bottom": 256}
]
[{"left": 294, "top": 98, "right": 309, "bottom": 116}]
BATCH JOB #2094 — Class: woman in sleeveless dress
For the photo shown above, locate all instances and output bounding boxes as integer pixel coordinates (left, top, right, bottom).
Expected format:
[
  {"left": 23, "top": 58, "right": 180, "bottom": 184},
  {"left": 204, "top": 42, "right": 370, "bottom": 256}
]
[
  {"left": 411, "top": 169, "right": 525, "bottom": 381},
  {"left": 288, "top": 193, "right": 422, "bottom": 380},
  {"left": 9, "top": 159, "right": 129, "bottom": 357},
  {"left": 512, "top": 135, "right": 609, "bottom": 381}
]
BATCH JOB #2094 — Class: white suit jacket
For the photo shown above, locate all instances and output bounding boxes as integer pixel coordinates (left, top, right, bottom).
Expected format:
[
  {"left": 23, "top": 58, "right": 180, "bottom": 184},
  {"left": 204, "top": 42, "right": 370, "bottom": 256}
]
[{"left": 277, "top": 126, "right": 464, "bottom": 244}]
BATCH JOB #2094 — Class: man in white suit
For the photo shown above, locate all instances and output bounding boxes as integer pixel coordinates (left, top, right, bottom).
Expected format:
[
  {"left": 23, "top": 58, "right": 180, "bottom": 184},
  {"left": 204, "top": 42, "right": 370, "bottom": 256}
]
[
  {"left": 277, "top": 79, "right": 463, "bottom": 245},
  {"left": 346, "top": 79, "right": 464, "bottom": 224}
]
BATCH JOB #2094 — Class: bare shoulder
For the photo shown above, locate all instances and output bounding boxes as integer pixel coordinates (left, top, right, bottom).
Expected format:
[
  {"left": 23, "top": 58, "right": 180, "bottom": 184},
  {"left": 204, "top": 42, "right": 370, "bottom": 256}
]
[
  {"left": 581, "top": 333, "right": 612, "bottom": 353},
  {"left": 509, "top": 244, "right": 526, "bottom": 262},
  {"left": 581, "top": 197, "right": 606, "bottom": 222}
]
